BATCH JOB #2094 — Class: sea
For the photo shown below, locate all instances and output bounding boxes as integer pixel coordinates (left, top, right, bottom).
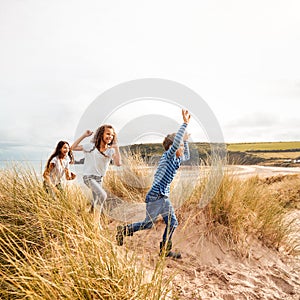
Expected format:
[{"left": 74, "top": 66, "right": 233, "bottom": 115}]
[
  {"left": 0, "top": 159, "right": 201, "bottom": 184},
  {"left": 0, "top": 160, "right": 85, "bottom": 184}
]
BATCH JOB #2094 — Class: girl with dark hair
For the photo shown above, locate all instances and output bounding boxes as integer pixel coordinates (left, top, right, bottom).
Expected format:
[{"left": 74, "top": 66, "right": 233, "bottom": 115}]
[
  {"left": 71, "top": 125, "right": 122, "bottom": 213},
  {"left": 43, "top": 141, "right": 76, "bottom": 194}
]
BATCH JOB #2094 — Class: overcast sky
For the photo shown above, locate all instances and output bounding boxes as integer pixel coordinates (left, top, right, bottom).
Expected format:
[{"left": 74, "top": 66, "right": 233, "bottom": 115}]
[{"left": 1, "top": 0, "right": 300, "bottom": 161}]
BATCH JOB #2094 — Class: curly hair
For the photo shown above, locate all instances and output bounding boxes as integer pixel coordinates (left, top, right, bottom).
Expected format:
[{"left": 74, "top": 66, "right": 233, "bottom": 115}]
[{"left": 92, "top": 124, "right": 117, "bottom": 150}]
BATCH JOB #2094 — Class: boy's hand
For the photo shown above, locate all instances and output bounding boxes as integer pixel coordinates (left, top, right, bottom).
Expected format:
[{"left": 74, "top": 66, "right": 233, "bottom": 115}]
[{"left": 182, "top": 109, "right": 191, "bottom": 124}]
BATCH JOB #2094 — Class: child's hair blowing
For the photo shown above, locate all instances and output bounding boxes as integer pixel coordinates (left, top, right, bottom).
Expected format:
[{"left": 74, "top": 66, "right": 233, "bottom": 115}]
[
  {"left": 45, "top": 141, "right": 74, "bottom": 169},
  {"left": 92, "top": 124, "right": 117, "bottom": 149}
]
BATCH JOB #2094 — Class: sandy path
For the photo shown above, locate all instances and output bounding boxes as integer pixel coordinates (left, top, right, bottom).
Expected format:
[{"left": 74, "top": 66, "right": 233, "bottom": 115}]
[{"left": 227, "top": 165, "right": 300, "bottom": 178}]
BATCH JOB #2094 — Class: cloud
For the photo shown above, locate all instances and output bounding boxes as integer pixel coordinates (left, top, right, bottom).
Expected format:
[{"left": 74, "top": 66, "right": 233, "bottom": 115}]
[
  {"left": 226, "top": 112, "right": 278, "bottom": 128},
  {"left": 223, "top": 112, "right": 300, "bottom": 142},
  {"left": 1, "top": 1, "right": 300, "bottom": 160}
]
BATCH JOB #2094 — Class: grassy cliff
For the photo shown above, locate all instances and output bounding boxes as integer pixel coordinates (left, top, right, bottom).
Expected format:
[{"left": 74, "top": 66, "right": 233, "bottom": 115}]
[{"left": 121, "top": 141, "right": 300, "bottom": 166}]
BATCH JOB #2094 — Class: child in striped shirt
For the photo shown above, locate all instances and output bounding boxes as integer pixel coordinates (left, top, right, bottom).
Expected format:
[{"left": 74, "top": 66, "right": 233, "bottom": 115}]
[{"left": 116, "top": 109, "right": 191, "bottom": 259}]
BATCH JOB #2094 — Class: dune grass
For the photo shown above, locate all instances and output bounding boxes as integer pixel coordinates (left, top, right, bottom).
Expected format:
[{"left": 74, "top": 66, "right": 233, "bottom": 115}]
[
  {"left": 105, "top": 149, "right": 155, "bottom": 203},
  {"left": 1, "top": 156, "right": 300, "bottom": 299},
  {"left": 105, "top": 152, "right": 299, "bottom": 256},
  {"left": 183, "top": 170, "right": 300, "bottom": 256},
  {"left": 0, "top": 166, "right": 172, "bottom": 300}
]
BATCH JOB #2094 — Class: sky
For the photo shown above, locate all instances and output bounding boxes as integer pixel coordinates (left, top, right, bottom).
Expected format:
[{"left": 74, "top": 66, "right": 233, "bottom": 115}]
[{"left": 1, "top": 0, "right": 300, "bottom": 161}]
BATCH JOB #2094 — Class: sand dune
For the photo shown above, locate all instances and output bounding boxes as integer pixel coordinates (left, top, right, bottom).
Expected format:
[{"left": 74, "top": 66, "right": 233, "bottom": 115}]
[
  {"left": 111, "top": 167, "right": 300, "bottom": 299},
  {"left": 113, "top": 218, "right": 300, "bottom": 299}
]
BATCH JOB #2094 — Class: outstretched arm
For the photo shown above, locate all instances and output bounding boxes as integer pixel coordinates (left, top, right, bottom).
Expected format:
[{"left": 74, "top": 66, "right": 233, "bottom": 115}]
[
  {"left": 182, "top": 111, "right": 191, "bottom": 160},
  {"left": 71, "top": 130, "right": 93, "bottom": 151},
  {"left": 167, "top": 109, "right": 191, "bottom": 157},
  {"left": 183, "top": 132, "right": 190, "bottom": 161}
]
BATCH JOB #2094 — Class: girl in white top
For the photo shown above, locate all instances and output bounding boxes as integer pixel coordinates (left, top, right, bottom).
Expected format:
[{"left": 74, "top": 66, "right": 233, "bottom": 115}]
[
  {"left": 43, "top": 141, "right": 76, "bottom": 195},
  {"left": 71, "top": 125, "right": 122, "bottom": 213}
]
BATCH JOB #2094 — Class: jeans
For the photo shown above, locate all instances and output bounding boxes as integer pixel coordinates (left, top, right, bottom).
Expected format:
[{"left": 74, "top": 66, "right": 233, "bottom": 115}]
[
  {"left": 127, "top": 191, "right": 178, "bottom": 242},
  {"left": 83, "top": 175, "right": 107, "bottom": 212}
]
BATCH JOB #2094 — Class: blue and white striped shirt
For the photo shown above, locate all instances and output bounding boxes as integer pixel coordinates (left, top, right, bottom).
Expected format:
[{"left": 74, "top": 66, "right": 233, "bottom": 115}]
[{"left": 149, "top": 123, "right": 190, "bottom": 197}]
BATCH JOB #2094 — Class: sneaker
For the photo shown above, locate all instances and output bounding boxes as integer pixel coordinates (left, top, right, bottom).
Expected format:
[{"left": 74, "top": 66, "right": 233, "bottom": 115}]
[
  {"left": 160, "top": 241, "right": 182, "bottom": 259},
  {"left": 166, "top": 250, "right": 182, "bottom": 259}
]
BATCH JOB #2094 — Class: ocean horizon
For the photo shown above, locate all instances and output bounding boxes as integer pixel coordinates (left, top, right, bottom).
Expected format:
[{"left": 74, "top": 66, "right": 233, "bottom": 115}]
[{"left": 0, "top": 160, "right": 84, "bottom": 182}]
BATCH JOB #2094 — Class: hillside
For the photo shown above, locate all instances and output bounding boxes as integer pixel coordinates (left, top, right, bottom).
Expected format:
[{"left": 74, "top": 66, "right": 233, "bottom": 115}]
[{"left": 119, "top": 141, "right": 300, "bottom": 167}]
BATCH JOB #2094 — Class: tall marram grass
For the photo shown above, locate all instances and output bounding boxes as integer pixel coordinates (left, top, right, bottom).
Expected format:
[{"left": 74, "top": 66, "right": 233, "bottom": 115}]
[
  {"left": 0, "top": 166, "right": 172, "bottom": 300},
  {"left": 184, "top": 169, "right": 300, "bottom": 256},
  {"left": 1, "top": 156, "right": 300, "bottom": 299},
  {"left": 105, "top": 149, "right": 155, "bottom": 203},
  {"left": 105, "top": 151, "right": 300, "bottom": 256}
]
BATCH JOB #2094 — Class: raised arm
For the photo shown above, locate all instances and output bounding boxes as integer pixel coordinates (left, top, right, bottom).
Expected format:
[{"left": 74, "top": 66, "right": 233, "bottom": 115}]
[
  {"left": 71, "top": 130, "right": 93, "bottom": 151},
  {"left": 167, "top": 109, "right": 191, "bottom": 157},
  {"left": 182, "top": 132, "right": 190, "bottom": 161}
]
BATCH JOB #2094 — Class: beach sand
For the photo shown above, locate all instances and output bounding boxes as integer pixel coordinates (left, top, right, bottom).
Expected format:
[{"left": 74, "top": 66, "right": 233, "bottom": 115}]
[
  {"left": 111, "top": 217, "right": 300, "bottom": 299},
  {"left": 110, "top": 167, "right": 300, "bottom": 299}
]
